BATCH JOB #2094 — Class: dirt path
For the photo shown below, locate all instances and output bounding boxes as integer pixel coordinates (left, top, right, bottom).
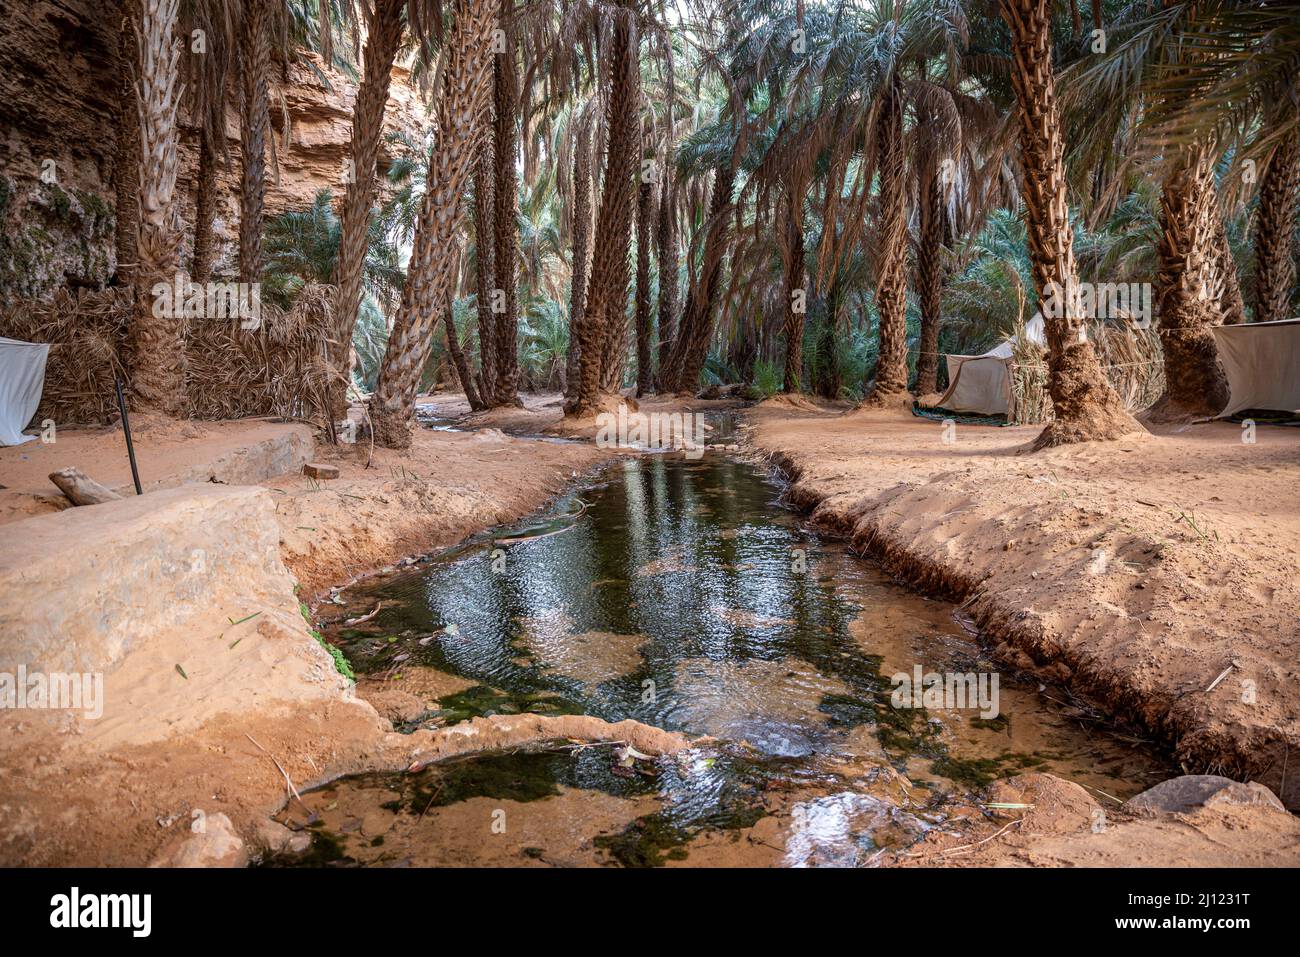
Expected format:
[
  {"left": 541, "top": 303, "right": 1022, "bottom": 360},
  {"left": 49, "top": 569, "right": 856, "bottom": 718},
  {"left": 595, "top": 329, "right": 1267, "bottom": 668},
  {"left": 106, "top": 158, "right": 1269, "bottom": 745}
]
[{"left": 743, "top": 399, "right": 1300, "bottom": 811}]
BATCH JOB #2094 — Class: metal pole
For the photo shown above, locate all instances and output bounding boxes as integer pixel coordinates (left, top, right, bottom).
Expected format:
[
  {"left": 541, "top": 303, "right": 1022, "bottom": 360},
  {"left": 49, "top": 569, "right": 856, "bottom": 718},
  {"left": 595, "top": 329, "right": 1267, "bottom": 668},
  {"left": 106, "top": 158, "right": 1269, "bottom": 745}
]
[{"left": 114, "top": 378, "right": 143, "bottom": 495}]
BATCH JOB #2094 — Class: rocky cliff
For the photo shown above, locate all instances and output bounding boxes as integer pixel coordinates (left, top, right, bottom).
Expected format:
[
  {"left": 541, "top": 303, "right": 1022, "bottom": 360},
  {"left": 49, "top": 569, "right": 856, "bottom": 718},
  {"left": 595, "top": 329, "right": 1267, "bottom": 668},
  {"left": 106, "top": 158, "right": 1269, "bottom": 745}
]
[{"left": 0, "top": 0, "right": 427, "bottom": 307}]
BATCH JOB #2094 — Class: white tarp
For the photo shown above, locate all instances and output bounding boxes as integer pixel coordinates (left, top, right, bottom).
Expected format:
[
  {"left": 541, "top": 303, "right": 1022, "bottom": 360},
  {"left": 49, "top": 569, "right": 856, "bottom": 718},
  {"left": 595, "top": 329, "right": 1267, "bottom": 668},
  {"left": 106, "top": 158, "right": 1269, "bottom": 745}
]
[
  {"left": 934, "top": 315, "right": 1048, "bottom": 416},
  {"left": 0, "top": 337, "right": 49, "bottom": 445},
  {"left": 1211, "top": 318, "right": 1300, "bottom": 417}
]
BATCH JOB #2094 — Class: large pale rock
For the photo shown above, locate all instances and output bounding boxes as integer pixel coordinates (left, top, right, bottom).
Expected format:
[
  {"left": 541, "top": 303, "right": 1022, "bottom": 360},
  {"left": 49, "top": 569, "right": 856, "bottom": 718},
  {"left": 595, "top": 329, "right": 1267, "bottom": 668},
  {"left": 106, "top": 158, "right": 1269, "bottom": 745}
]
[
  {"left": 1124, "top": 775, "right": 1287, "bottom": 815},
  {"left": 0, "top": 485, "right": 359, "bottom": 748}
]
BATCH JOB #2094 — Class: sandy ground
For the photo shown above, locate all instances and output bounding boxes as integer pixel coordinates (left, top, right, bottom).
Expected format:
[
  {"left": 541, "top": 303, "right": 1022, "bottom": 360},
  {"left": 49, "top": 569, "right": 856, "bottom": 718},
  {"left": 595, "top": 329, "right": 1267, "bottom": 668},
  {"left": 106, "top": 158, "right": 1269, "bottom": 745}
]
[
  {"left": 4, "top": 391, "right": 1297, "bottom": 866},
  {"left": 743, "top": 398, "right": 1300, "bottom": 821},
  {"left": 0, "top": 416, "right": 313, "bottom": 524}
]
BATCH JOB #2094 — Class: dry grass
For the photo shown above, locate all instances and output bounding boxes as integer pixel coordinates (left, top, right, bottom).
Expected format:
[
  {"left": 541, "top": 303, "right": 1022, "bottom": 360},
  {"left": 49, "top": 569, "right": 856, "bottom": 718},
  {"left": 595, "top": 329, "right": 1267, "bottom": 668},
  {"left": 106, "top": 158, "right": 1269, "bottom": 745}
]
[{"left": 0, "top": 283, "right": 341, "bottom": 428}]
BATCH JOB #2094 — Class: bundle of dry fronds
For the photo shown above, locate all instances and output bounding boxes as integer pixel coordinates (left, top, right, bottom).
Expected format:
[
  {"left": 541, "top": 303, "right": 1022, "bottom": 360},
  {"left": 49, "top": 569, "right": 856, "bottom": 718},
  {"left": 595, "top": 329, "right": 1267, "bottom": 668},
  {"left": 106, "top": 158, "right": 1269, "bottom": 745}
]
[
  {"left": 1009, "top": 323, "right": 1051, "bottom": 425},
  {"left": 1091, "top": 319, "right": 1165, "bottom": 413},
  {"left": 1010, "top": 318, "right": 1165, "bottom": 424},
  {"left": 0, "top": 283, "right": 341, "bottom": 428},
  {"left": 0, "top": 287, "right": 131, "bottom": 425},
  {"left": 186, "top": 283, "right": 339, "bottom": 422}
]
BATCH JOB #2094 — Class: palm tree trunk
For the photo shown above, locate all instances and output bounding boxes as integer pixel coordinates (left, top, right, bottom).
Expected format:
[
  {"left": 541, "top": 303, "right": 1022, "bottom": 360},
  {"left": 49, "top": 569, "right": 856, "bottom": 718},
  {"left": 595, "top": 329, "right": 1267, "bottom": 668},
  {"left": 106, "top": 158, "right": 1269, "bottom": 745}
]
[
  {"left": 238, "top": 0, "right": 271, "bottom": 285},
  {"left": 782, "top": 189, "right": 806, "bottom": 393},
  {"left": 1254, "top": 130, "right": 1300, "bottom": 324},
  {"left": 1001, "top": 0, "right": 1137, "bottom": 447},
  {"left": 655, "top": 172, "right": 677, "bottom": 389},
  {"left": 370, "top": 0, "right": 499, "bottom": 448},
  {"left": 191, "top": 128, "right": 218, "bottom": 285},
  {"left": 634, "top": 178, "right": 654, "bottom": 397},
  {"left": 114, "top": 0, "right": 142, "bottom": 286},
  {"left": 1150, "top": 144, "right": 1230, "bottom": 419},
  {"left": 914, "top": 162, "right": 944, "bottom": 394},
  {"left": 864, "top": 78, "right": 910, "bottom": 405},
  {"left": 813, "top": 280, "right": 843, "bottom": 399},
  {"left": 490, "top": 7, "right": 522, "bottom": 407},
  {"left": 473, "top": 152, "right": 499, "bottom": 402},
  {"left": 331, "top": 0, "right": 406, "bottom": 420},
  {"left": 564, "top": 118, "right": 593, "bottom": 402},
  {"left": 129, "top": 0, "right": 187, "bottom": 415},
  {"left": 444, "top": 297, "right": 484, "bottom": 409},
  {"left": 660, "top": 161, "right": 734, "bottom": 394},
  {"left": 1212, "top": 209, "right": 1245, "bottom": 325},
  {"left": 566, "top": 7, "right": 639, "bottom": 416}
]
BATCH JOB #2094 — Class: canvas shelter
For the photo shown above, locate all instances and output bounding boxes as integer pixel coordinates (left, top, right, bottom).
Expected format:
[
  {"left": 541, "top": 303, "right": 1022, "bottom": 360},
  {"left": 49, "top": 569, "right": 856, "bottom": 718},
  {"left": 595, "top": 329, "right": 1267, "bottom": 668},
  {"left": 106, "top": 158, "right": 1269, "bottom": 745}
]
[
  {"left": 1210, "top": 318, "right": 1300, "bottom": 418},
  {"left": 933, "top": 315, "right": 1048, "bottom": 416},
  {"left": 0, "top": 337, "right": 49, "bottom": 446}
]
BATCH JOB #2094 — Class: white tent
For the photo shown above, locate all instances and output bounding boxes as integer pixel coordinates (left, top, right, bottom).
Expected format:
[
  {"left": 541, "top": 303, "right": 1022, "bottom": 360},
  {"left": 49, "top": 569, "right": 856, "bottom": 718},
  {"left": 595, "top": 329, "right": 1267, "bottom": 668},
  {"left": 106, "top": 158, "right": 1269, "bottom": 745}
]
[
  {"left": 933, "top": 315, "right": 1048, "bottom": 416},
  {"left": 0, "top": 337, "right": 49, "bottom": 445},
  {"left": 1211, "top": 318, "right": 1300, "bottom": 417}
]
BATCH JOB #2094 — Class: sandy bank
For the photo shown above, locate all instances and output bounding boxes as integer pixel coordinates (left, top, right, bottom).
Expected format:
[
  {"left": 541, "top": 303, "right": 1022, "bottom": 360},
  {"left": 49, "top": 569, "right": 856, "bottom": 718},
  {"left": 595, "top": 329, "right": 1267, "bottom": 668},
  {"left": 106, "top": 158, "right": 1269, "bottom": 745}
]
[{"left": 744, "top": 400, "right": 1300, "bottom": 810}]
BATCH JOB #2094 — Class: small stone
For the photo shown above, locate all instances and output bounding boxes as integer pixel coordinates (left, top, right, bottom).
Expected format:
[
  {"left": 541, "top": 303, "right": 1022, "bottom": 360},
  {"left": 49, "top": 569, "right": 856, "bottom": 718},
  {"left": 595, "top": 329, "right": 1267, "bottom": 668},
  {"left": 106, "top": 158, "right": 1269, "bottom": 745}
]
[
  {"left": 149, "top": 811, "right": 247, "bottom": 868},
  {"left": 251, "top": 819, "right": 296, "bottom": 854},
  {"left": 303, "top": 462, "right": 340, "bottom": 480}
]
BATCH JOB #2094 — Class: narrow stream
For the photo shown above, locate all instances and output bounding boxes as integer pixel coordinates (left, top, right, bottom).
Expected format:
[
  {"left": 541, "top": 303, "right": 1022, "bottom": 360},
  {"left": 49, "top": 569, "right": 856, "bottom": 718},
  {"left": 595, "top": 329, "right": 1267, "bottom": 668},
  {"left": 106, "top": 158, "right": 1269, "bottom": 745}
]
[{"left": 274, "top": 419, "right": 1173, "bottom": 867}]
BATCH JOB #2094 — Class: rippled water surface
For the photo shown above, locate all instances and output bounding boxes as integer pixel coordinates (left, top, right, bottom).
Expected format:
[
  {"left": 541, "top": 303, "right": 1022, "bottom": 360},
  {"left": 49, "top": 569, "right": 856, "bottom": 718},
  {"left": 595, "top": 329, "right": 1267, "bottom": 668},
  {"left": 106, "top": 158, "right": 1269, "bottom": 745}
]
[{"left": 280, "top": 434, "right": 1172, "bottom": 867}]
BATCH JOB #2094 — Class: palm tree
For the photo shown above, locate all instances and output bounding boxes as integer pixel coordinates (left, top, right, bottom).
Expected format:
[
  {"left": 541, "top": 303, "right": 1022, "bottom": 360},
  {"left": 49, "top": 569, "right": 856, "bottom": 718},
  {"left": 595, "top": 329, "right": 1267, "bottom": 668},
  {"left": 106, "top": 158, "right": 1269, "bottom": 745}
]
[
  {"left": 865, "top": 71, "right": 910, "bottom": 404},
  {"left": 442, "top": 249, "right": 485, "bottom": 408},
  {"left": 566, "top": 1, "right": 641, "bottom": 415},
  {"left": 1254, "top": 130, "right": 1299, "bottom": 324},
  {"left": 239, "top": 0, "right": 273, "bottom": 284},
  {"left": 1000, "top": 0, "right": 1137, "bottom": 447},
  {"left": 490, "top": 0, "right": 523, "bottom": 407},
  {"left": 635, "top": 175, "right": 654, "bottom": 396},
  {"left": 1123, "top": 0, "right": 1300, "bottom": 324},
  {"left": 1151, "top": 141, "right": 1229, "bottom": 419},
  {"left": 660, "top": 156, "right": 736, "bottom": 395},
  {"left": 331, "top": 0, "right": 408, "bottom": 419},
  {"left": 473, "top": 149, "right": 500, "bottom": 404},
  {"left": 781, "top": 185, "right": 806, "bottom": 393},
  {"left": 1212, "top": 205, "right": 1246, "bottom": 325},
  {"left": 114, "top": 0, "right": 142, "bottom": 286},
  {"left": 264, "top": 188, "right": 403, "bottom": 305},
  {"left": 129, "top": 0, "right": 188, "bottom": 415},
  {"left": 564, "top": 108, "right": 595, "bottom": 401},
  {"left": 370, "top": 0, "right": 499, "bottom": 448},
  {"left": 183, "top": 0, "right": 237, "bottom": 287},
  {"left": 913, "top": 156, "right": 945, "bottom": 393},
  {"left": 655, "top": 161, "right": 678, "bottom": 386}
]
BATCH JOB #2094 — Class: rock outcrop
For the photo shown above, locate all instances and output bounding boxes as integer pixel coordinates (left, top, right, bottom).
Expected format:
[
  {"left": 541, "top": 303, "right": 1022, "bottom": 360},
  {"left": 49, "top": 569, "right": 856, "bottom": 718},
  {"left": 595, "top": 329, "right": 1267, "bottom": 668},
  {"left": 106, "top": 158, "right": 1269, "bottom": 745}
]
[{"left": 0, "top": 0, "right": 427, "bottom": 307}]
